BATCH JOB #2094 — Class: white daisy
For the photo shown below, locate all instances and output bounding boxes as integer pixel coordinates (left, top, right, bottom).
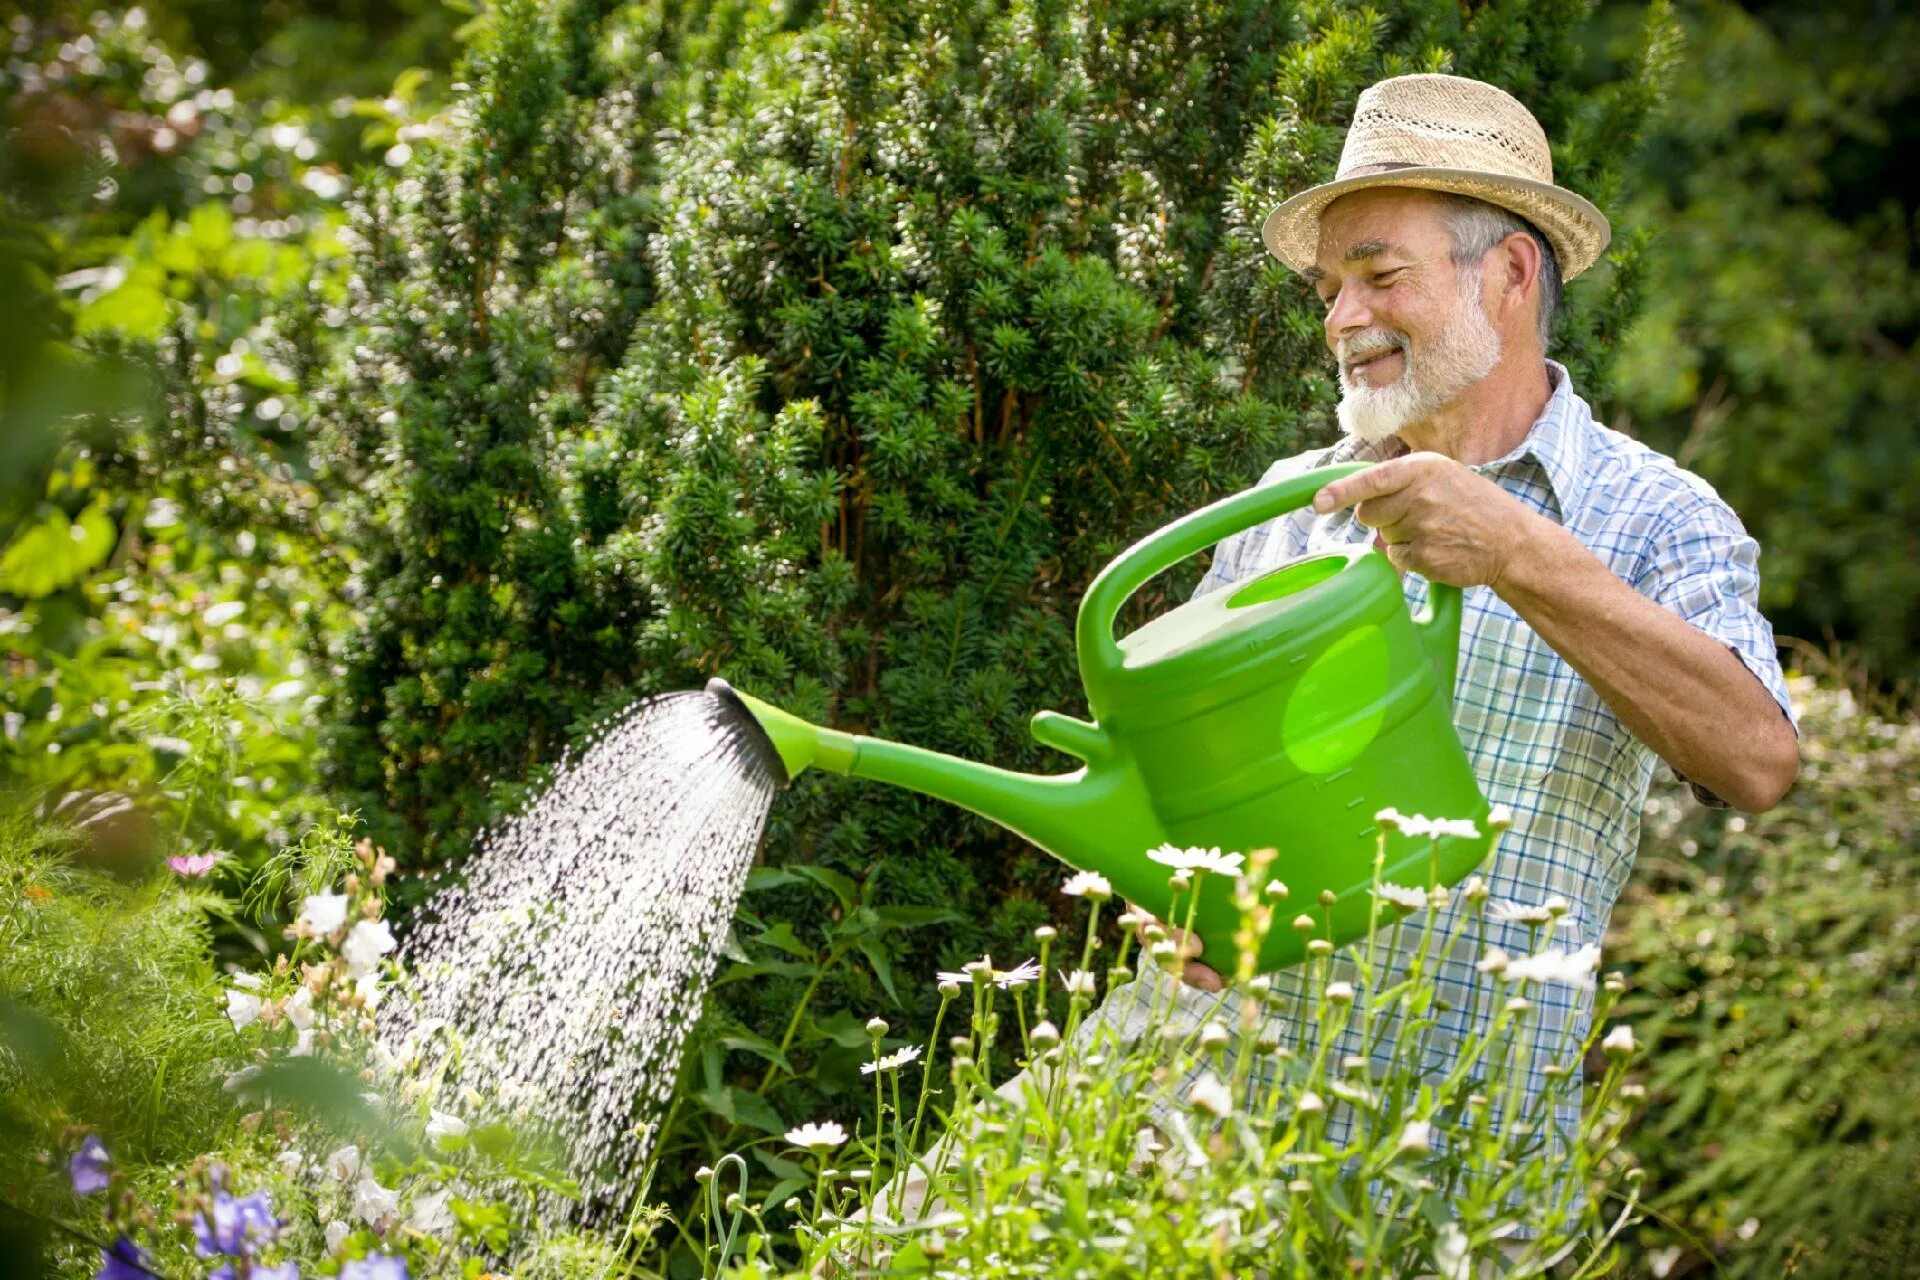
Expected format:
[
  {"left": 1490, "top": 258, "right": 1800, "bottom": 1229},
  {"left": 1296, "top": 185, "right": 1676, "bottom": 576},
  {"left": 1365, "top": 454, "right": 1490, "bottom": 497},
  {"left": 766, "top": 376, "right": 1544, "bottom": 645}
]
[
  {"left": 1375, "top": 882, "right": 1428, "bottom": 912},
  {"left": 341, "top": 919, "right": 397, "bottom": 979},
  {"left": 1187, "top": 1071, "right": 1234, "bottom": 1118},
  {"left": 860, "top": 1045, "right": 923, "bottom": 1076},
  {"left": 1147, "top": 844, "right": 1246, "bottom": 877},
  {"left": 1502, "top": 943, "right": 1602, "bottom": 989},
  {"left": 1601, "top": 1024, "right": 1636, "bottom": 1057},
  {"left": 785, "top": 1121, "right": 848, "bottom": 1152},
  {"left": 1488, "top": 900, "right": 1557, "bottom": 927},
  {"left": 992, "top": 958, "right": 1042, "bottom": 990},
  {"left": 1060, "top": 870, "right": 1113, "bottom": 901},
  {"left": 1058, "top": 968, "right": 1098, "bottom": 998}
]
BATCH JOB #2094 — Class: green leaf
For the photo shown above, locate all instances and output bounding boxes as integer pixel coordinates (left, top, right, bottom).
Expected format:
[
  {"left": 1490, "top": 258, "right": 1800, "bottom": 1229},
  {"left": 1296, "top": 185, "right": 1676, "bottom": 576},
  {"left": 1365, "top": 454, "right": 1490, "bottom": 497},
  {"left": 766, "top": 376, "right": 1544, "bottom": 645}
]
[
  {"left": 697, "top": 1086, "right": 786, "bottom": 1137},
  {"left": 0, "top": 500, "right": 116, "bottom": 597},
  {"left": 755, "top": 921, "right": 815, "bottom": 959},
  {"left": 856, "top": 936, "right": 901, "bottom": 1006},
  {"left": 792, "top": 863, "right": 858, "bottom": 911}
]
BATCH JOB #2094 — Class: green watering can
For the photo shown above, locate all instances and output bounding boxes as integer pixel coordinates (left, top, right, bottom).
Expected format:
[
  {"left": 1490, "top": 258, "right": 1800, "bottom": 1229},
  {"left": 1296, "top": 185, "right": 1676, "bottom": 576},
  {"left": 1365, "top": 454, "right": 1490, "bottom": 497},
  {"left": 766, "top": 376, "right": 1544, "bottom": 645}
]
[{"left": 713, "top": 462, "right": 1493, "bottom": 973}]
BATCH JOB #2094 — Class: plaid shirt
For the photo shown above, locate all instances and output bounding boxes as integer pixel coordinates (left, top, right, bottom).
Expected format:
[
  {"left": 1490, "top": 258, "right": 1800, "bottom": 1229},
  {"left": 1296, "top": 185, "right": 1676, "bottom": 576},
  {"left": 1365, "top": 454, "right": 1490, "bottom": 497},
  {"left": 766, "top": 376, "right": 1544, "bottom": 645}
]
[{"left": 1082, "top": 359, "right": 1795, "bottom": 1186}]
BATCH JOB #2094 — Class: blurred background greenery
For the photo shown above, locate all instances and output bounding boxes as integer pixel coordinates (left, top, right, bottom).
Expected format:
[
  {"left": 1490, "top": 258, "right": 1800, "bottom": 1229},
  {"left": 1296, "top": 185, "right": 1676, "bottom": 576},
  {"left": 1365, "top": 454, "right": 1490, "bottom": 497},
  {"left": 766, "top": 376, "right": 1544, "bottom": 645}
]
[{"left": 2, "top": 0, "right": 1913, "bottom": 1275}]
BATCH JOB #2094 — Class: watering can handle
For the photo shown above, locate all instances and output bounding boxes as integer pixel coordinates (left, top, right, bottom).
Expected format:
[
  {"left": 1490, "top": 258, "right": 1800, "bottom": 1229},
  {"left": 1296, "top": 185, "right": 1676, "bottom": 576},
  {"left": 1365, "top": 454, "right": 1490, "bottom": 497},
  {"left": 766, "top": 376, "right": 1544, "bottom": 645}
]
[{"left": 1077, "top": 460, "right": 1464, "bottom": 695}]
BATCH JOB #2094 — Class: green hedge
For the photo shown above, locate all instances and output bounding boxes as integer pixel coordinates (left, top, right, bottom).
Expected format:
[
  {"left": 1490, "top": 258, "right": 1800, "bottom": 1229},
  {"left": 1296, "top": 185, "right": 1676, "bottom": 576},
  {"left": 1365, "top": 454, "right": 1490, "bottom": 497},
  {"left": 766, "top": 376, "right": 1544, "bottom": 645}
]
[{"left": 1612, "top": 672, "right": 1920, "bottom": 1277}]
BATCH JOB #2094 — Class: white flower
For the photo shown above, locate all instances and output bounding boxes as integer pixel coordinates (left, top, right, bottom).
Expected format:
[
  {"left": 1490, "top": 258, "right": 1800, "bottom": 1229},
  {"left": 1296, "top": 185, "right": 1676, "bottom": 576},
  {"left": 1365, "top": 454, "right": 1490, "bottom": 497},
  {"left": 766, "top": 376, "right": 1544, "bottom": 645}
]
[
  {"left": 284, "top": 985, "right": 315, "bottom": 1031},
  {"left": 1325, "top": 980, "right": 1356, "bottom": 1004},
  {"left": 274, "top": 1149, "right": 304, "bottom": 1176},
  {"left": 1394, "top": 814, "right": 1482, "bottom": 840},
  {"left": 351, "top": 1174, "right": 399, "bottom": 1226},
  {"left": 290, "top": 1029, "right": 315, "bottom": 1057},
  {"left": 1058, "top": 968, "right": 1098, "bottom": 998},
  {"left": 785, "top": 1121, "right": 847, "bottom": 1151},
  {"left": 1060, "top": 870, "right": 1112, "bottom": 901},
  {"left": 341, "top": 919, "right": 397, "bottom": 979},
  {"left": 354, "top": 971, "right": 384, "bottom": 1009},
  {"left": 1198, "top": 1022, "right": 1230, "bottom": 1049},
  {"left": 993, "top": 958, "right": 1042, "bottom": 990},
  {"left": 1503, "top": 943, "right": 1602, "bottom": 989},
  {"left": 326, "top": 1145, "right": 361, "bottom": 1183},
  {"left": 1487, "top": 803, "right": 1514, "bottom": 830},
  {"left": 229, "top": 971, "right": 265, "bottom": 991},
  {"left": 1602, "top": 1024, "right": 1636, "bottom": 1057},
  {"left": 408, "top": 1187, "right": 454, "bottom": 1235},
  {"left": 297, "top": 893, "right": 350, "bottom": 936},
  {"left": 1375, "top": 882, "right": 1428, "bottom": 912},
  {"left": 1396, "top": 1119, "right": 1433, "bottom": 1156},
  {"left": 1461, "top": 874, "right": 1490, "bottom": 902},
  {"left": 1475, "top": 947, "right": 1511, "bottom": 976},
  {"left": 225, "top": 988, "right": 262, "bottom": 1031},
  {"left": 1489, "top": 900, "right": 1557, "bottom": 927},
  {"left": 324, "top": 1219, "right": 350, "bottom": 1253},
  {"left": 861, "top": 1045, "right": 924, "bottom": 1076},
  {"left": 1187, "top": 1071, "right": 1234, "bottom": 1118},
  {"left": 1264, "top": 879, "right": 1289, "bottom": 900},
  {"left": 425, "top": 1109, "right": 469, "bottom": 1144},
  {"left": 1294, "top": 1090, "right": 1325, "bottom": 1116},
  {"left": 1147, "top": 844, "right": 1246, "bottom": 877}
]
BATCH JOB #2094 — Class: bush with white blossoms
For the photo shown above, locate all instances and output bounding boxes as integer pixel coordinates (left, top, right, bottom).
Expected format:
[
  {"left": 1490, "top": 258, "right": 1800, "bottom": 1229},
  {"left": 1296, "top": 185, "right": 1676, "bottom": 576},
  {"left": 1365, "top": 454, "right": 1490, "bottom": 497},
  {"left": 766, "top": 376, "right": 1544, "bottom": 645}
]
[{"left": 686, "top": 817, "right": 1646, "bottom": 1278}]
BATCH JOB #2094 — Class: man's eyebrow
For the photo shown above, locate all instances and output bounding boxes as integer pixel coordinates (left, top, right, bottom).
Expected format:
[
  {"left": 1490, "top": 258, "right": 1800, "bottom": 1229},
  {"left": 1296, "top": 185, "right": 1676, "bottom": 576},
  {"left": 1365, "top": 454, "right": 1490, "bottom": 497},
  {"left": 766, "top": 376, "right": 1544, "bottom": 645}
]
[{"left": 1304, "top": 239, "right": 1399, "bottom": 285}]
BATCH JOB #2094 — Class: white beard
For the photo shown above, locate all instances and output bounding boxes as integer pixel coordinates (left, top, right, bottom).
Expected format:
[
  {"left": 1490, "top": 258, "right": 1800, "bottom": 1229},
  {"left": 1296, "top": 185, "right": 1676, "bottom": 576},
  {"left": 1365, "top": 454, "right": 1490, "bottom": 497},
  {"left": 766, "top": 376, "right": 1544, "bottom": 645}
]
[{"left": 1335, "top": 267, "right": 1503, "bottom": 445}]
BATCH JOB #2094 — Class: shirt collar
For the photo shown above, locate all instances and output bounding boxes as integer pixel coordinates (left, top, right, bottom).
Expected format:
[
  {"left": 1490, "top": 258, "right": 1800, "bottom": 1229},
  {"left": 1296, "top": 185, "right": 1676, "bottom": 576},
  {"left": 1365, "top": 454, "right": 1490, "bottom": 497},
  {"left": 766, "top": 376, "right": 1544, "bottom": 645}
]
[{"left": 1322, "top": 359, "right": 1590, "bottom": 519}]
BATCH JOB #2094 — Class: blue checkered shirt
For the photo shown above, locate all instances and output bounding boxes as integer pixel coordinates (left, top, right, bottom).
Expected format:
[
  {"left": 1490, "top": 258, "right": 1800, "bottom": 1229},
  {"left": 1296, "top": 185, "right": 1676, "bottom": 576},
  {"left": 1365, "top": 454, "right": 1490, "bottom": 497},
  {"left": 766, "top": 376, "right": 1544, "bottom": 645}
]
[{"left": 1081, "top": 359, "right": 1795, "bottom": 1193}]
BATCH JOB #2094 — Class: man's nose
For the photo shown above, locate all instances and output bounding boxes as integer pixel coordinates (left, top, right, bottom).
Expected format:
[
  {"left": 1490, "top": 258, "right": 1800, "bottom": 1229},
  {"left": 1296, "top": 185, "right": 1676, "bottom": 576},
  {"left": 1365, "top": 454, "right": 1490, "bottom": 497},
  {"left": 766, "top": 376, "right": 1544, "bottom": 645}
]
[{"left": 1324, "top": 284, "right": 1373, "bottom": 343}]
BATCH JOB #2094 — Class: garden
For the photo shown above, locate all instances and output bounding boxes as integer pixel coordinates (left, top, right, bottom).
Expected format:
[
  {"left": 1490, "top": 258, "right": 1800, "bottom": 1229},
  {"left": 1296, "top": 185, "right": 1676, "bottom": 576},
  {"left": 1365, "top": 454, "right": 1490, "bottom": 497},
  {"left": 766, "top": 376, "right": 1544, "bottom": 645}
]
[{"left": 3, "top": 0, "right": 1915, "bottom": 1277}]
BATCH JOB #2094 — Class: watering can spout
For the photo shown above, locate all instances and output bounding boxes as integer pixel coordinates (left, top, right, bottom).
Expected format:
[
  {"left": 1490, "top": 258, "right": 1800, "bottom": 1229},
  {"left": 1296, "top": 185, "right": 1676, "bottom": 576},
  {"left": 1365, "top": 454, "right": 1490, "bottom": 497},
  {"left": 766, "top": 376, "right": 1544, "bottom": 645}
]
[{"left": 708, "top": 679, "right": 1156, "bottom": 880}]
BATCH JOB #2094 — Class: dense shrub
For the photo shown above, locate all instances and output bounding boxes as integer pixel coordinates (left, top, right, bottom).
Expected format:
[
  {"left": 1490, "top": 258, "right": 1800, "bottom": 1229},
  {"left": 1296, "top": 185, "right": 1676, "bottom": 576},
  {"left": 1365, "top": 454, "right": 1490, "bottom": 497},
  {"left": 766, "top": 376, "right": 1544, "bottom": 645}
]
[{"left": 1611, "top": 673, "right": 1920, "bottom": 1277}]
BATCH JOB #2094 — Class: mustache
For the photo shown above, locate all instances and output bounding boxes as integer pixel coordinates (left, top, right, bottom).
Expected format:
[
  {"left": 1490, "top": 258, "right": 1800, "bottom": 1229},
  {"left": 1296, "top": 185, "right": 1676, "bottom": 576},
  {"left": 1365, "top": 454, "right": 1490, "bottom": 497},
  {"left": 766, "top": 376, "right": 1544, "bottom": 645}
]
[{"left": 1337, "top": 330, "right": 1409, "bottom": 366}]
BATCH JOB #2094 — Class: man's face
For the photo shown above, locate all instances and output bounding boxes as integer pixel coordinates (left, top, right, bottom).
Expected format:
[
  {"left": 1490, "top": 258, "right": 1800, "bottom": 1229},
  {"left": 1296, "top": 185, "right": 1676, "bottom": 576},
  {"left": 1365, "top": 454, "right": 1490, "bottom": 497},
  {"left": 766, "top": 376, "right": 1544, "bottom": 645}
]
[{"left": 1306, "top": 188, "right": 1502, "bottom": 444}]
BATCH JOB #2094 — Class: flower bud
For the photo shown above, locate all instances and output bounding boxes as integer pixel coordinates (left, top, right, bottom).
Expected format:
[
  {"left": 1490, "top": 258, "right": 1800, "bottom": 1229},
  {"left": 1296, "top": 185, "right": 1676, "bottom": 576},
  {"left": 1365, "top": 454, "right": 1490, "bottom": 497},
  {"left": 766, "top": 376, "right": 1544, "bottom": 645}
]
[
  {"left": 1030, "top": 1020, "right": 1060, "bottom": 1050},
  {"left": 865, "top": 1017, "right": 889, "bottom": 1038},
  {"left": 1291, "top": 913, "right": 1317, "bottom": 934},
  {"left": 1032, "top": 925, "right": 1057, "bottom": 943}
]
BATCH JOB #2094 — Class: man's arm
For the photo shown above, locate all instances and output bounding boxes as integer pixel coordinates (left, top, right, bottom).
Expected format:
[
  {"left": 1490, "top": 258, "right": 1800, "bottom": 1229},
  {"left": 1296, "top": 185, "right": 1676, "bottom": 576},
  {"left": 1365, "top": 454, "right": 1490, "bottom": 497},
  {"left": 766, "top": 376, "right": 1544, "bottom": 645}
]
[
  {"left": 1495, "top": 516, "right": 1796, "bottom": 811},
  {"left": 1314, "top": 454, "right": 1799, "bottom": 813}
]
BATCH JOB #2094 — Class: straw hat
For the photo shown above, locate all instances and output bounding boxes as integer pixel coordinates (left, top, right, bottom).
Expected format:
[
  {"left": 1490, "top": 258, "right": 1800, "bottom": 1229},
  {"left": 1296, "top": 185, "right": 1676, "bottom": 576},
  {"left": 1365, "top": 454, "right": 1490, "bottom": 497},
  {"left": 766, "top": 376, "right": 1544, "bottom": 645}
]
[{"left": 1261, "top": 74, "right": 1611, "bottom": 280}]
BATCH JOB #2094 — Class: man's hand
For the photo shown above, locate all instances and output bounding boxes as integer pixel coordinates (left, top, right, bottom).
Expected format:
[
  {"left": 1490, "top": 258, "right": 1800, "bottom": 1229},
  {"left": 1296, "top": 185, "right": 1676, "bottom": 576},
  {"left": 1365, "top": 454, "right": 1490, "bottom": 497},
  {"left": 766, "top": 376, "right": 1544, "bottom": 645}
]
[
  {"left": 1311, "top": 451, "right": 1542, "bottom": 590},
  {"left": 1129, "top": 905, "right": 1223, "bottom": 992}
]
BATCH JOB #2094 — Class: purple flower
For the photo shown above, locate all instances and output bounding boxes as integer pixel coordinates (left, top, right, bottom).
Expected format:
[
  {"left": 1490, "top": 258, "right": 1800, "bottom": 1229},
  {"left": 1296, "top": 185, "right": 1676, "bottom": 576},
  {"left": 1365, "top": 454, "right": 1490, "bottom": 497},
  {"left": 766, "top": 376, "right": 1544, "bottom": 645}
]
[
  {"left": 167, "top": 851, "right": 221, "bottom": 876},
  {"left": 194, "top": 1188, "right": 278, "bottom": 1257},
  {"left": 212, "top": 1265, "right": 300, "bottom": 1280},
  {"left": 70, "top": 1134, "right": 111, "bottom": 1195},
  {"left": 96, "top": 1237, "right": 157, "bottom": 1280},
  {"left": 340, "top": 1255, "right": 409, "bottom": 1280}
]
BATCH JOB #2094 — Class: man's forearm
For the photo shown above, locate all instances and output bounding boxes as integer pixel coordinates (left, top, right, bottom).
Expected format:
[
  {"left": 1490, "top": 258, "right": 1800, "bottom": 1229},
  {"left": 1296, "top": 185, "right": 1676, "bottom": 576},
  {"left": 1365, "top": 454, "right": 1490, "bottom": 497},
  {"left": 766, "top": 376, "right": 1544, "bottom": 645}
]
[{"left": 1493, "top": 516, "right": 1798, "bottom": 812}]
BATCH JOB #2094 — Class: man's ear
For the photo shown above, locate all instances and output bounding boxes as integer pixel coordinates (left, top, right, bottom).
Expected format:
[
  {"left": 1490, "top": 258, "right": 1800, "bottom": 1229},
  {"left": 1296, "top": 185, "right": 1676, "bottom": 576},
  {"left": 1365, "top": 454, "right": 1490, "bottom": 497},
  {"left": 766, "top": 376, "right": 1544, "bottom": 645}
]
[{"left": 1498, "top": 230, "right": 1541, "bottom": 325}]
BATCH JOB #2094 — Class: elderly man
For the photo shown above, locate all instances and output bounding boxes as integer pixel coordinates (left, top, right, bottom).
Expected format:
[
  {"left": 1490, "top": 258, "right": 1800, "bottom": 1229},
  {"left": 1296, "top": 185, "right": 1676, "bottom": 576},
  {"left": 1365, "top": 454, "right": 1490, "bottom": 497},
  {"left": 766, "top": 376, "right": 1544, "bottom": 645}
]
[{"left": 861, "top": 72, "right": 1798, "bottom": 1264}]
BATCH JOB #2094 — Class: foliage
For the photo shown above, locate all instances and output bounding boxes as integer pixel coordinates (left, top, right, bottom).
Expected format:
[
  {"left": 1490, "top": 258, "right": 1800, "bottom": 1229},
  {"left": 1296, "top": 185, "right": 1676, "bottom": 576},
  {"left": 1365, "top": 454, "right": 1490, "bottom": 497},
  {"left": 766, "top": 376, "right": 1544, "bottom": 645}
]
[
  {"left": 0, "top": 5, "right": 449, "bottom": 878},
  {"left": 0, "top": 800, "right": 234, "bottom": 1185},
  {"left": 0, "top": 798, "right": 639, "bottom": 1279},
  {"left": 1610, "top": 674, "right": 1920, "bottom": 1277},
  {"left": 312, "top": 2, "right": 1679, "bottom": 1231},
  {"left": 1611, "top": 0, "right": 1920, "bottom": 693},
  {"left": 669, "top": 842, "right": 1645, "bottom": 1277}
]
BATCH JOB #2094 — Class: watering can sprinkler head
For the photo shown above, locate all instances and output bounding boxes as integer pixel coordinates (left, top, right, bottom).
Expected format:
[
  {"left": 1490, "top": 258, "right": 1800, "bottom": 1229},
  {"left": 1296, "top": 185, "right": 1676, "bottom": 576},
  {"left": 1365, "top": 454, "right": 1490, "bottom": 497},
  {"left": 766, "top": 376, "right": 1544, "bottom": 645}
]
[
  {"left": 706, "top": 678, "right": 857, "bottom": 787},
  {"left": 711, "top": 461, "right": 1493, "bottom": 974}
]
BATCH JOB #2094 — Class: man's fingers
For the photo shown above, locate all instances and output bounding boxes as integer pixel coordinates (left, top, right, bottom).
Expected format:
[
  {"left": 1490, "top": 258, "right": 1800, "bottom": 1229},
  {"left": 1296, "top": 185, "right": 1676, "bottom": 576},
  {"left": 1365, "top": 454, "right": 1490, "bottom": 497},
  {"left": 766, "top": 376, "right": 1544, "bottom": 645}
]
[
  {"left": 1184, "top": 961, "right": 1224, "bottom": 993},
  {"left": 1313, "top": 457, "right": 1412, "bottom": 513}
]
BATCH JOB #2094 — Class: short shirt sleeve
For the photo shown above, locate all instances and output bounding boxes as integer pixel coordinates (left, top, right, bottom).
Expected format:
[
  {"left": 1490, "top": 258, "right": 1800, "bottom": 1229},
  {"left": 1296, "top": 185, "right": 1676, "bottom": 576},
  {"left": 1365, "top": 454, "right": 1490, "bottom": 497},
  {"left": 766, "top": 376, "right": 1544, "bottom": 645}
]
[{"left": 1635, "top": 490, "right": 1797, "bottom": 803}]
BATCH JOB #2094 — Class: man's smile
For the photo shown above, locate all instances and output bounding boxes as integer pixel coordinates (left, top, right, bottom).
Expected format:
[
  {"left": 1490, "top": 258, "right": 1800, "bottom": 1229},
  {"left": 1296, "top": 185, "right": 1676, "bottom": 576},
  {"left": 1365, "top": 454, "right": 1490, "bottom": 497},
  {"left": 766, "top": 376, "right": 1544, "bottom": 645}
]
[{"left": 1345, "top": 347, "right": 1405, "bottom": 386}]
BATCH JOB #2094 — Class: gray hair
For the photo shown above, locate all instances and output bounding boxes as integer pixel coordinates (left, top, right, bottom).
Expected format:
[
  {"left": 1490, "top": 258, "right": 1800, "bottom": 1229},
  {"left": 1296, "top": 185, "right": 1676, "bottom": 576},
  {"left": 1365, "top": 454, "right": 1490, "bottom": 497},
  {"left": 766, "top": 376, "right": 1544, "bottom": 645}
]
[{"left": 1436, "top": 194, "right": 1561, "bottom": 351}]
